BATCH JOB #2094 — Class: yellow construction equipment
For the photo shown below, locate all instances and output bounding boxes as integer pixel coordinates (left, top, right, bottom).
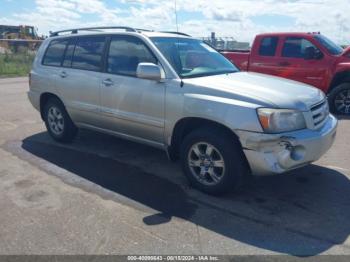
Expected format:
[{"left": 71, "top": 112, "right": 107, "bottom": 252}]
[{"left": 0, "top": 25, "right": 44, "bottom": 52}]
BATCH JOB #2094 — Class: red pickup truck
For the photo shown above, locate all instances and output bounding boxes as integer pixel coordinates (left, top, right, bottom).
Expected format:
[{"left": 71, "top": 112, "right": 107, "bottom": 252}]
[{"left": 221, "top": 32, "right": 350, "bottom": 115}]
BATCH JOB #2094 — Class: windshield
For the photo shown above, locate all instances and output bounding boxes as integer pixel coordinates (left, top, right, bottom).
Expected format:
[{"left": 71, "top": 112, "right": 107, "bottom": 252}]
[
  {"left": 314, "top": 35, "right": 343, "bottom": 55},
  {"left": 151, "top": 37, "right": 239, "bottom": 78}
]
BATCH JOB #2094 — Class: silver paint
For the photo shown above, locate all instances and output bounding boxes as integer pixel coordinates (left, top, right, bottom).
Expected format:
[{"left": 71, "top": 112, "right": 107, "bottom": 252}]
[{"left": 28, "top": 31, "right": 338, "bottom": 176}]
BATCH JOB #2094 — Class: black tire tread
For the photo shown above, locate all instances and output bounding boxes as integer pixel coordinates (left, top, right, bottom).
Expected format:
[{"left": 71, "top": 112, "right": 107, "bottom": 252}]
[
  {"left": 328, "top": 83, "right": 350, "bottom": 115},
  {"left": 180, "top": 127, "right": 247, "bottom": 195},
  {"left": 43, "top": 97, "right": 78, "bottom": 143}
]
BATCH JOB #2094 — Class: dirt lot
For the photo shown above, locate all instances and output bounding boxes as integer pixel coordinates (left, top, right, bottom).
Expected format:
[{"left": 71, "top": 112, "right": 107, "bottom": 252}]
[{"left": 0, "top": 77, "right": 350, "bottom": 256}]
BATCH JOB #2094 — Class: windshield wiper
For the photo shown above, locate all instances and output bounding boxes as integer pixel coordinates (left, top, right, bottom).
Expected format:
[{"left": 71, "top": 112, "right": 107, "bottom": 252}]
[{"left": 182, "top": 70, "right": 238, "bottom": 79}]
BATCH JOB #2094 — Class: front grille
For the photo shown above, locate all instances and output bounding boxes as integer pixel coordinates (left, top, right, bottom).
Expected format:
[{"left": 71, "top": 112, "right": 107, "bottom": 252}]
[{"left": 310, "top": 100, "right": 329, "bottom": 128}]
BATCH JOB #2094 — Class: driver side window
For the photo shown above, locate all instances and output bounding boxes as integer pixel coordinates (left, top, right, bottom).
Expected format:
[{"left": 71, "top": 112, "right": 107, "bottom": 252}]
[{"left": 282, "top": 37, "right": 320, "bottom": 58}]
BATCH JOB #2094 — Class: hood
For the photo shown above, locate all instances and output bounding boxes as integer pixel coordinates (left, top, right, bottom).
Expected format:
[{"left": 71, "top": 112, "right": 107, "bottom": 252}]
[{"left": 183, "top": 72, "right": 325, "bottom": 111}]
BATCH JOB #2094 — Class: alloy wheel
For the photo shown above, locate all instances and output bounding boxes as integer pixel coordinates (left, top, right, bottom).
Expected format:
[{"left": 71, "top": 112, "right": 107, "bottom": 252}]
[
  {"left": 47, "top": 106, "right": 65, "bottom": 136},
  {"left": 187, "top": 142, "right": 225, "bottom": 186},
  {"left": 334, "top": 89, "right": 350, "bottom": 114}
]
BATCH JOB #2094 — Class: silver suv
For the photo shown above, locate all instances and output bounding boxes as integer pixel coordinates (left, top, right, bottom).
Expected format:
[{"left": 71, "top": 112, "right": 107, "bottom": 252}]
[{"left": 28, "top": 27, "right": 337, "bottom": 195}]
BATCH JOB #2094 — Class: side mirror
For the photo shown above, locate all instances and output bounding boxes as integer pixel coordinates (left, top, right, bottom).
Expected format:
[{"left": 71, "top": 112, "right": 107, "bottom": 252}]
[
  {"left": 304, "top": 46, "right": 323, "bottom": 60},
  {"left": 315, "top": 50, "right": 324, "bottom": 60},
  {"left": 136, "top": 63, "right": 163, "bottom": 81},
  {"left": 304, "top": 46, "right": 316, "bottom": 60}
]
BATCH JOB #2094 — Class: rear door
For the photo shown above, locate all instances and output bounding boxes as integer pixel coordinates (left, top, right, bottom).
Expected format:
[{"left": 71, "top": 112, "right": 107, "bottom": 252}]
[
  {"left": 40, "top": 38, "right": 68, "bottom": 99},
  {"left": 55, "top": 36, "right": 107, "bottom": 126},
  {"left": 249, "top": 36, "right": 282, "bottom": 76}
]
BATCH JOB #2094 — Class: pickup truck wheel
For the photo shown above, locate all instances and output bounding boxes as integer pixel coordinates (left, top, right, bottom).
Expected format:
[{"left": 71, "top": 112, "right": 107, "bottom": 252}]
[
  {"left": 328, "top": 83, "right": 350, "bottom": 115},
  {"left": 180, "top": 128, "right": 246, "bottom": 195},
  {"left": 43, "top": 98, "right": 78, "bottom": 143}
]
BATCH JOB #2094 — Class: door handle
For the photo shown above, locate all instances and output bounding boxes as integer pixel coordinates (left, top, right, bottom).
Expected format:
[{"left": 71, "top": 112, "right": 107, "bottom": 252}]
[
  {"left": 59, "top": 71, "right": 67, "bottom": 78},
  {"left": 278, "top": 61, "right": 290, "bottom": 67},
  {"left": 102, "top": 79, "right": 114, "bottom": 87}
]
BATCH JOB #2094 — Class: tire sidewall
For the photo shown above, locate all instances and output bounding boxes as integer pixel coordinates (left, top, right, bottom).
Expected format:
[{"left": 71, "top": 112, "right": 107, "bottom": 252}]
[
  {"left": 328, "top": 83, "right": 350, "bottom": 115},
  {"left": 43, "top": 98, "right": 77, "bottom": 142}
]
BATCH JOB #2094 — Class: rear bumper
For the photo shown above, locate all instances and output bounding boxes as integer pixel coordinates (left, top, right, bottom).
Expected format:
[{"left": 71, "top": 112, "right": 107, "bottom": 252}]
[
  {"left": 27, "top": 90, "right": 40, "bottom": 111},
  {"left": 237, "top": 114, "right": 338, "bottom": 176}
]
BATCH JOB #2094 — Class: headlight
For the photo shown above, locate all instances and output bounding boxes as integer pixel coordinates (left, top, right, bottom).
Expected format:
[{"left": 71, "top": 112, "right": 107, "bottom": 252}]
[{"left": 257, "top": 108, "right": 306, "bottom": 133}]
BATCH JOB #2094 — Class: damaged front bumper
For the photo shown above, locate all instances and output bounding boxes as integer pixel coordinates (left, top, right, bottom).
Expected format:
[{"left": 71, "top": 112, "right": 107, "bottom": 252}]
[{"left": 236, "top": 114, "right": 338, "bottom": 176}]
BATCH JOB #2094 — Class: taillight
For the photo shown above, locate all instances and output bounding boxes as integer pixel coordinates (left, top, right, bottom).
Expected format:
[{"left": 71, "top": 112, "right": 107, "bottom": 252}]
[{"left": 29, "top": 72, "right": 32, "bottom": 88}]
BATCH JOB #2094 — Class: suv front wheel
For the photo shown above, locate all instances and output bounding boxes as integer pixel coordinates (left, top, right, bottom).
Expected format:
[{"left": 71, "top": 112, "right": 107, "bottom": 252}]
[
  {"left": 180, "top": 128, "right": 247, "bottom": 195},
  {"left": 43, "top": 97, "right": 78, "bottom": 143}
]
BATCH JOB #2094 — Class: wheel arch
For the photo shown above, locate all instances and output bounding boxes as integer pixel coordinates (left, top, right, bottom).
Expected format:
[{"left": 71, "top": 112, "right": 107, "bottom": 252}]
[
  {"left": 328, "top": 71, "right": 350, "bottom": 93},
  {"left": 39, "top": 92, "right": 64, "bottom": 120},
  {"left": 168, "top": 117, "right": 248, "bottom": 166}
]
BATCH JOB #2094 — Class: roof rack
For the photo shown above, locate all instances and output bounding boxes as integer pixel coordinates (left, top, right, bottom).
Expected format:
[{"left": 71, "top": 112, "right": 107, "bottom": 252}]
[
  {"left": 49, "top": 26, "right": 137, "bottom": 37},
  {"left": 49, "top": 26, "right": 192, "bottom": 38},
  {"left": 135, "top": 28, "right": 154, "bottom": 33},
  {"left": 160, "top": 31, "right": 191, "bottom": 37}
]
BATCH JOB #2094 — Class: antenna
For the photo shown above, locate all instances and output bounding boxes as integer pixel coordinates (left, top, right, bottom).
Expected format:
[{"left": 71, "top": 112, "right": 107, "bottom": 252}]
[
  {"left": 174, "top": 0, "right": 179, "bottom": 33},
  {"left": 174, "top": 0, "right": 184, "bottom": 87}
]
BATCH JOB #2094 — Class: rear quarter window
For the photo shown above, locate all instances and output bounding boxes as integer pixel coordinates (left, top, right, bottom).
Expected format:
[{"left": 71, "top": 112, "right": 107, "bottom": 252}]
[
  {"left": 258, "top": 37, "right": 278, "bottom": 56},
  {"left": 42, "top": 39, "right": 68, "bottom": 66}
]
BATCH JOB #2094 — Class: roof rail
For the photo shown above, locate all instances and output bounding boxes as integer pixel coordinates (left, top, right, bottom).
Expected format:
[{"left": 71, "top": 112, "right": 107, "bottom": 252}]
[
  {"left": 160, "top": 31, "right": 191, "bottom": 37},
  {"left": 135, "top": 28, "right": 154, "bottom": 33},
  {"left": 49, "top": 26, "right": 137, "bottom": 37}
]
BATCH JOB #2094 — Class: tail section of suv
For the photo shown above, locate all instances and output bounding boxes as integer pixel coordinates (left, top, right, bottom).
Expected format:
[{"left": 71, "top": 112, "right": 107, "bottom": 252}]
[{"left": 28, "top": 27, "right": 337, "bottom": 195}]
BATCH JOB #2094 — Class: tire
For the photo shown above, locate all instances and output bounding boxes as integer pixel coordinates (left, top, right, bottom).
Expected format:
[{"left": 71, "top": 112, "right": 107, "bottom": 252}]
[
  {"left": 180, "top": 128, "right": 247, "bottom": 195},
  {"left": 43, "top": 97, "right": 78, "bottom": 143},
  {"left": 328, "top": 83, "right": 350, "bottom": 115}
]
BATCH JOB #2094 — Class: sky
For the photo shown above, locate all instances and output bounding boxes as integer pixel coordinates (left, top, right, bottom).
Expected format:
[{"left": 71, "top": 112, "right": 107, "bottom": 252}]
[{"left": 0, "top": 0, "right": 349, "bottom": 45}]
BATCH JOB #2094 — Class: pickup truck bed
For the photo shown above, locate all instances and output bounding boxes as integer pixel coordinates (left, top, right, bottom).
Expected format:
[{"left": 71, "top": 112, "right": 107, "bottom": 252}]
[{"left": 221, "top": 51, "right": 250, "bottom": 71}]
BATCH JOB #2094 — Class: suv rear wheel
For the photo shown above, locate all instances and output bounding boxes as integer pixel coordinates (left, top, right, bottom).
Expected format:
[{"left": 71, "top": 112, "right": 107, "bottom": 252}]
[
  {"left": 328, "top": 83, "right": 350, "bottom": 115},
  {"left": 180, "top": 128, "right": 247, "bottom": 195},
  {"left": 43, "top": 97, "right": 78, "bottom": 143}
]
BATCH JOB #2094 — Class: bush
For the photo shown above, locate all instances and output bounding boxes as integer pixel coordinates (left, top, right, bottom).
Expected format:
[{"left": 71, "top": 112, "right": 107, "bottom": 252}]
[{"left": 0, "top": 52, "right": 35, "bottom": 77}]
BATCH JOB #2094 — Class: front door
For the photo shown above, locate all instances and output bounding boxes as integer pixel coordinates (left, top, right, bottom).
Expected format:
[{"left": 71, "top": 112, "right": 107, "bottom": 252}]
[
  {"left": 275, "top": 36, "right": 328, "bottom": 89},
  {"left": 100, "top": 35, "right": 165, "bottom": 144}
]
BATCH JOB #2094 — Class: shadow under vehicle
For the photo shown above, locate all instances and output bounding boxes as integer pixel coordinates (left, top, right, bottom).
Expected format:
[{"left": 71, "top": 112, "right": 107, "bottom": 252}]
[{"left": 19, "top": 130, "right": 350, "bottom": 256}]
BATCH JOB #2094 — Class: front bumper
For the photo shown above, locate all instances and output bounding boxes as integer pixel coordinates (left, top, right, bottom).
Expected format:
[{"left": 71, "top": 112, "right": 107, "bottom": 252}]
[{"left": 237, "top": 114, "right": 338, "bottom": 176}]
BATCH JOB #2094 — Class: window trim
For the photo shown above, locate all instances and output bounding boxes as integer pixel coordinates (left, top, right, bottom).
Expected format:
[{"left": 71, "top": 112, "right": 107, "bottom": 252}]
[
  {"left": 41, "top": 34, "right": 162, "bottom": 75},
  {"left": 104, "top": 34, "right": 159, "bottom": 78},
  {"left": 61, "top": 37, "right": 77, "bottom": 69}
]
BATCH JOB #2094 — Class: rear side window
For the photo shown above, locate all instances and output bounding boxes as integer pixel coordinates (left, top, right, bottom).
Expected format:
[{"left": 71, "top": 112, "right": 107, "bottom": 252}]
[
  {"left": 107, "top": 36, "right": 157, "bottom": 76},
  {"left": 259, "top": 37, "right": 278, "bottom": 56},
  {"left": 43, "top": 40, "right": 68, "bottom": 66},
  {"left": 71, "top": 36, "right": 106, "bottom": 71}
]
